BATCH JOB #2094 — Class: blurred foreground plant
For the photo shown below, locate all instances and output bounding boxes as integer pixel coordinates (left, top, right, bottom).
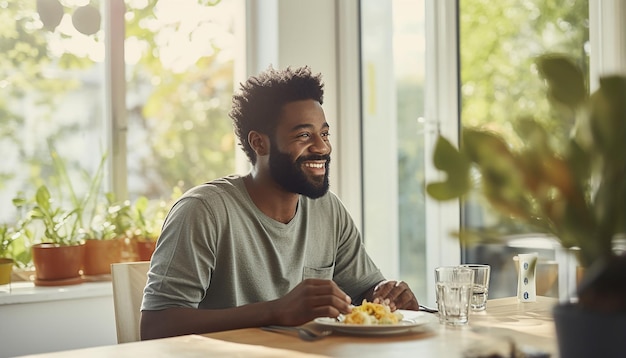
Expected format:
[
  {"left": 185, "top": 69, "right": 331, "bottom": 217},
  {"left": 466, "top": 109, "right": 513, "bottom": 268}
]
[{"left": 427, "top": 54, "right": 626, "bottom": 269}]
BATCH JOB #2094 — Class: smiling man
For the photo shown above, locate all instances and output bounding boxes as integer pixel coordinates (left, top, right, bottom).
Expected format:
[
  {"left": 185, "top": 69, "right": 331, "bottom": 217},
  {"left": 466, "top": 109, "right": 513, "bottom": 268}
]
[{"left": 140, "top": 66, "right": 419, "bottom": 340}]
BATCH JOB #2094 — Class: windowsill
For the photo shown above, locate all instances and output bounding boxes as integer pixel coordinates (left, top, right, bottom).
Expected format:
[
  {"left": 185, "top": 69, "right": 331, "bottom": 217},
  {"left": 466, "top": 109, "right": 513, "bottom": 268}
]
[{"left": 0, "top": 280, "right": 113, "bottom": 305}]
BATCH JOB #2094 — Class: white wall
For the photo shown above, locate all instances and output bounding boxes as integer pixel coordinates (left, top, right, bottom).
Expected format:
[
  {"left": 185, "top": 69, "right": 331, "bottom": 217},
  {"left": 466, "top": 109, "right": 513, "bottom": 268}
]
[{"left": 0, "top": 283, "right": 116, "bottom": 357}]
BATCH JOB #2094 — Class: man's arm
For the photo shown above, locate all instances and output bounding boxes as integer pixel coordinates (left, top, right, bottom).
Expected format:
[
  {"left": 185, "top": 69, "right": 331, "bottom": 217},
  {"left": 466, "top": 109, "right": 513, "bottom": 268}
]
[
  {"left": 140, "top": 278, "right": 353, "bottom": 340},
  {"left": 141, "top": 303, "right": 271, "bottom": 340}
]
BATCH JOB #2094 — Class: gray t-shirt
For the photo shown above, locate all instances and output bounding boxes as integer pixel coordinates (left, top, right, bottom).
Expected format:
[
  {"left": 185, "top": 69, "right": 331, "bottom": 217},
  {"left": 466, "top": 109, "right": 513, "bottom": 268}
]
[{"left": 142, "top": 175, "right": 384, "bottom": 311}]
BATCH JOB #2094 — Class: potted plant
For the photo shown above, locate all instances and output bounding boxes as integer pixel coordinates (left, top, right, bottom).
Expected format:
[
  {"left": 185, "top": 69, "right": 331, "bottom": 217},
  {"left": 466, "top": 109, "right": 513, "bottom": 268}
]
[
  {"left": 124, "top": 186, "right": 180, "bottom": 262},
  {"left": 427, "top": 54, "right": 625, "bottom": 357},
  {"left": 127, "top": 195, "right": 169, "bottom": 261},
  {"left": 82, "top": 192, "right": 130, "bottom": 275},
  {"left": 0, "top": 224, "right": 19, "bottom": 285},
  {"left": 17, "top": 144, "right": 109, "bottom": 284},
  {"left": 26, "top": 184, "right": 85, "bottom": 286},
  {"left": 0, "top": 216, "right": 33, "bottom": 284},
  {"left": 43, "top": 145, "right": 121, "bottom": 277}
]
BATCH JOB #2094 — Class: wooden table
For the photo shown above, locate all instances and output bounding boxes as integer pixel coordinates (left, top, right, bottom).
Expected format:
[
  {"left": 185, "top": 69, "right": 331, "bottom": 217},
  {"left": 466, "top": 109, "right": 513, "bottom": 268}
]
[
  {"left": 18, "top": 297, "right": 558, "bottom": 358},
  {"left": 17, "top": 334, "right": 325, "bottom": 358},
  {"left": 205, "top": 296, "right": 558, "bottom": 357}
]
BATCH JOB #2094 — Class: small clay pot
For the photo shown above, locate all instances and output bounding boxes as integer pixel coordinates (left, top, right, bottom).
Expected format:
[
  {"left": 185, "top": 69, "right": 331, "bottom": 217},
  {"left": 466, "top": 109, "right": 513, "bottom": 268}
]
[{"left": 32, "top": 243, "right": 85, "bottom": 285}]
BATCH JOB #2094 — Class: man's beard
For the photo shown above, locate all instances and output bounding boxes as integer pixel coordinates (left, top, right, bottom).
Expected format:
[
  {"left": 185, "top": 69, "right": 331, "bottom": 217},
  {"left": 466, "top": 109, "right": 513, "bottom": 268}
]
[{"left": 269, "top": 141, "right": 330, "bottom": 199}]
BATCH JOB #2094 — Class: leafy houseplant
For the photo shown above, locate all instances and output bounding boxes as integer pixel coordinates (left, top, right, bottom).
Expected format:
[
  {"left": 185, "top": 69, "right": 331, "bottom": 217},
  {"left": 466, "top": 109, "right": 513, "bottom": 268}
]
[
  {"left": 0, "top": 223, "right": 30, "bottom": 264},
  {"left": 127, "top": 194, "right": 172, "bottom": 261},
  {"left": 21, "top": 143, "right": 108, "bottom": 246},
  {"left": 48, "top": 148, "right": 124, "bottom": 277},
  {"left": 427, "top": 54, "right": 626, "bottom": 357},
  {"left": 29, "top": 185, "right": 82, "bottom": 246},
  {"left": 26, "top": 184, "right": 85, "bottom": 284},
  {"left": 0, "top": 224, "right": 20, "bottom": 285},
  {"left": 0, "top": 215, "right": 33, "bottom": 285},
  {"left": 16, "top": 144, "right": 108, "bottom": 283},
  {"left": 83, "top": 192, "right": 134, "bottom": 274},
  {"left": 0, "top": 224, "right": 17, "bottom": 257}
]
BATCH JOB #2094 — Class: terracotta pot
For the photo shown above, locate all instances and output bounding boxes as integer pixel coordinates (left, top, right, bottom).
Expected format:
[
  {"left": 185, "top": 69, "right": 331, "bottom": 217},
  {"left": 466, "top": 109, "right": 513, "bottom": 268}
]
[
  {"left": 136, "top": 239, "right": 157, "bottom": 261},
  {"left": 119, "top": 236, "right": 138, "bottom": 262},
  {"left": 83, "top": 238, "right": 123, "bottom": 276},
  {"left": 31, "top": 243, "right": 85, "bottom": 285},
  {"left": 0, "top": 258, "right": 13, "bottom": 285}
]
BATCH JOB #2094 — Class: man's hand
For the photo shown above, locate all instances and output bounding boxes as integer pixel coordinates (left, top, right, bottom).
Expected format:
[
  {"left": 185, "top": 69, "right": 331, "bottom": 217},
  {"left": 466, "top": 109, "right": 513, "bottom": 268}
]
[
  {"left": 371, "top": 280, "right": 419, "bottom": 311},
  {"left": 268, "top": 279, "right": 353, "bottom": 326}
]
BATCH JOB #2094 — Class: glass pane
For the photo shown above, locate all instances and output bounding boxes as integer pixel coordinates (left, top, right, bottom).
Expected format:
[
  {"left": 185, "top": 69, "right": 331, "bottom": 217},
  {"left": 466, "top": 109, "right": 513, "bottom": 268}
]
[
  {"left": 124, "top": 0, "right": 238, "bottom": 202},
  {"left": 0, "top": 1, "right": 106, "bottom": 224},
  {"left": 394, "top": 0, "right": 427, "bottom": 300},
  {"left": 361, "top": 0, "right": 427, "bottom": 298},
  {"left": 459, "top": 0, "right": 589, "bottom": 298}
]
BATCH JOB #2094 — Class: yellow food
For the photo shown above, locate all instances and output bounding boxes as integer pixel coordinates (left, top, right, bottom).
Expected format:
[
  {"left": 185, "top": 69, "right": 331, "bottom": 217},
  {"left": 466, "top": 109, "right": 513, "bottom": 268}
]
[{"left": 342, "top": 300, "right": 403, "bottom": 325}]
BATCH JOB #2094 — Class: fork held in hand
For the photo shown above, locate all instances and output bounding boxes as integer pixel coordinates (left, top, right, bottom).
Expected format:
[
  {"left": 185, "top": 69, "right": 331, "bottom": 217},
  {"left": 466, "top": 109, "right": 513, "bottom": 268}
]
[{"left": 261, "top": 325, "right": 332, "bottom": 341}]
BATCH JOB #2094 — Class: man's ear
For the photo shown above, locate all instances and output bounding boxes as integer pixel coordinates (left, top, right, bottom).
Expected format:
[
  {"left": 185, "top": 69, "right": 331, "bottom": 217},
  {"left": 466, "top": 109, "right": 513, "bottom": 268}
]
[{"left": 248, "top": 131, "right": 270, "bottom": 156}]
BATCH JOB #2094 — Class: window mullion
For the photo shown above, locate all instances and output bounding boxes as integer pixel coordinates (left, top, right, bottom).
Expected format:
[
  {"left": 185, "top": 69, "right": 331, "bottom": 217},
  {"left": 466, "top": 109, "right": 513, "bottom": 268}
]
[
  {"left": 423, "top": 0, "right": 462, "bottom": 306},
  {"left": 104, "top": 0, "right": 128, "bottom": 199},
  {"left": 589, "top": 0, "right": 626, "bottom": 91}
]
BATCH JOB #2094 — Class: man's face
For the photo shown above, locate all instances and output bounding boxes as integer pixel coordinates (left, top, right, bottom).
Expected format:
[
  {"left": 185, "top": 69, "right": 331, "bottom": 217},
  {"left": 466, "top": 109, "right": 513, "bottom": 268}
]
[{"left": 268, "top": 100, "right": 331, "bottom": 199}]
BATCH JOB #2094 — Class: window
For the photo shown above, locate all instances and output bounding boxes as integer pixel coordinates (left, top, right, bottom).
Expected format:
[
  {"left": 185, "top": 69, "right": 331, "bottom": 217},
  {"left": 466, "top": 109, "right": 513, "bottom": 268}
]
[
  {"left": 459, "top": 0, "right": 590, "bottom": 299},
  {"left": 0, "top": 0, "right": 242, "bottom": 226},
  {"left": 1, "top": 1, "right": 107, "bottom": 223},
  {"left": 359, "top": 0, "right": 592, "bottom": 304}
]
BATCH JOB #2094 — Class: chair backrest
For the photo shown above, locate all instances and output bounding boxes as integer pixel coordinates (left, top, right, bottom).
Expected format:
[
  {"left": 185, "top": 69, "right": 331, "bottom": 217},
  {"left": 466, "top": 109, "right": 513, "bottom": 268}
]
[{"left": 111, "top": 261, "right": 150, "bottom": 343}]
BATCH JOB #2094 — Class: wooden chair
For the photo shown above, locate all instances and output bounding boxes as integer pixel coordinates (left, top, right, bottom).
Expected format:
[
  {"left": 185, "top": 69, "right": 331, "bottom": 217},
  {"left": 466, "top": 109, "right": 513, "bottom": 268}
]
[{"left": 111, "top": 261, "right": 150, "bottom": 343}]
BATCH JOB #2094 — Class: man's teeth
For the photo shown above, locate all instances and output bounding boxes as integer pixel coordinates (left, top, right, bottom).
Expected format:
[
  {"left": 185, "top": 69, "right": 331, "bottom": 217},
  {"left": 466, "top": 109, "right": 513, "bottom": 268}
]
[{"left": 304, "top": 162, "right": 325, "bottom": 169}]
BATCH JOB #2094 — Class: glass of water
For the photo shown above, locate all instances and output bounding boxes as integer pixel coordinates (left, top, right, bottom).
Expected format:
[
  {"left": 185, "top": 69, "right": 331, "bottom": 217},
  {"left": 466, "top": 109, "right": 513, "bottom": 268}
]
[
  {"left": 435, "top": 266, "right": 475, "bottom": 325},
  {"left": 460, "top": 264, "right": 491, "bottom": 311}
]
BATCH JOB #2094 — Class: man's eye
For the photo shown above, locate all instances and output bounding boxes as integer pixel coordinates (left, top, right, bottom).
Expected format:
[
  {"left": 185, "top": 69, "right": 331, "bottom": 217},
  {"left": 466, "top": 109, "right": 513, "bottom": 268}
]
[{"left": 298, "top": 133, "right": 311, "bottom": 138}]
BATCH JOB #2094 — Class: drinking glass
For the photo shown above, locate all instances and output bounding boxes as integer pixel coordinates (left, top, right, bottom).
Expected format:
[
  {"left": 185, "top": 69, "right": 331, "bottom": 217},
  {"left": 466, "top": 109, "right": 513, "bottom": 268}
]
[
  {"left": 435, "top": 266, "right": 474, "bottom": 325},
  {"left": 460, "top": 264, "right": 491, "bottom": 311}
]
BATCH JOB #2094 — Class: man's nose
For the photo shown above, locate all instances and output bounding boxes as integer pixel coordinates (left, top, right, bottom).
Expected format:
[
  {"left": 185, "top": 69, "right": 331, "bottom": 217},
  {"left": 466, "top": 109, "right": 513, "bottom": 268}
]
[{"left": 310, "top": 135, "right": 331, "bottom": 154}]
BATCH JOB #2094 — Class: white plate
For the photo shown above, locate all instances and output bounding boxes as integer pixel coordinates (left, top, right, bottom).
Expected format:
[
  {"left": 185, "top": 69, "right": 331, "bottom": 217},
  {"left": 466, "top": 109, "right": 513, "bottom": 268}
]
[{"left": 313, "top": 310, "right": 438, "bottom": 336}]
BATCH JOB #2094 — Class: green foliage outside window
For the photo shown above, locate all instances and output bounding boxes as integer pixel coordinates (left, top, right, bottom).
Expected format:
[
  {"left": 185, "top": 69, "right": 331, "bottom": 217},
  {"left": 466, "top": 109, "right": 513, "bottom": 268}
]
[
  {"left": 124, "top": 0, "right": 236, "bottom": 196},
  {"left": 0, "top": 0, "right": 236, "bottom": 226},
  {"left": 458, "top": 0, "right": 589, "bottom": 233},
  {"left": 460, "top": 0, "right": 588, "bottom": 138}
]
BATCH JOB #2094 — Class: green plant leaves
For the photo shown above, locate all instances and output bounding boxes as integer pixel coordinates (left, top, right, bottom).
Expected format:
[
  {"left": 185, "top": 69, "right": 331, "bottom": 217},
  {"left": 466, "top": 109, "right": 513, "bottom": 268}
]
[
  {"left": 30, "top": 185, "right": 80, "bottom": 246},
  {"left": 537, "top": 54, "right": 587, "bottom": 110},
  {"left": 590, "top": 76, "right": 626, "bottom": 155},
  {"left": 427, "top": 53, "right": 626, "bottom": 268},
  {"left": 426, "top": 136, "right": 471, "bottom": 200},
  {"left": 33, "top": 185, "right": 52, "bottom": 214}
]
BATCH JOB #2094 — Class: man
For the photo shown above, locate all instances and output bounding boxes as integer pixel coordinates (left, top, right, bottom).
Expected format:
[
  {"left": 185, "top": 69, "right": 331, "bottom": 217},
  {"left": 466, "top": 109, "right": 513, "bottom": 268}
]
[{"left": 140, "top": 66, "right": 419, "bottom": 340}]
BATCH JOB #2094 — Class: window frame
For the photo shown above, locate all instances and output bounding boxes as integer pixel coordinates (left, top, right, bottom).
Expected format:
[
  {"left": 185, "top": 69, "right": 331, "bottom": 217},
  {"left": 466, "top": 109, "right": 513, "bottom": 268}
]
[{"left": 105, "top": 0, "right": 128, "bottom": 199}]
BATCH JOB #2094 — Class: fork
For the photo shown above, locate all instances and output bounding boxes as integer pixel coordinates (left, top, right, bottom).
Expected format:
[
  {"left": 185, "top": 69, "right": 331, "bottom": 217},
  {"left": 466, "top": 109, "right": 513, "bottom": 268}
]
[
  {"left": 261, "top": 325, "right": 332, "bottom": 341},
  {"left": 419, "top": 304, "right": 439, "bottom": 313}
]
